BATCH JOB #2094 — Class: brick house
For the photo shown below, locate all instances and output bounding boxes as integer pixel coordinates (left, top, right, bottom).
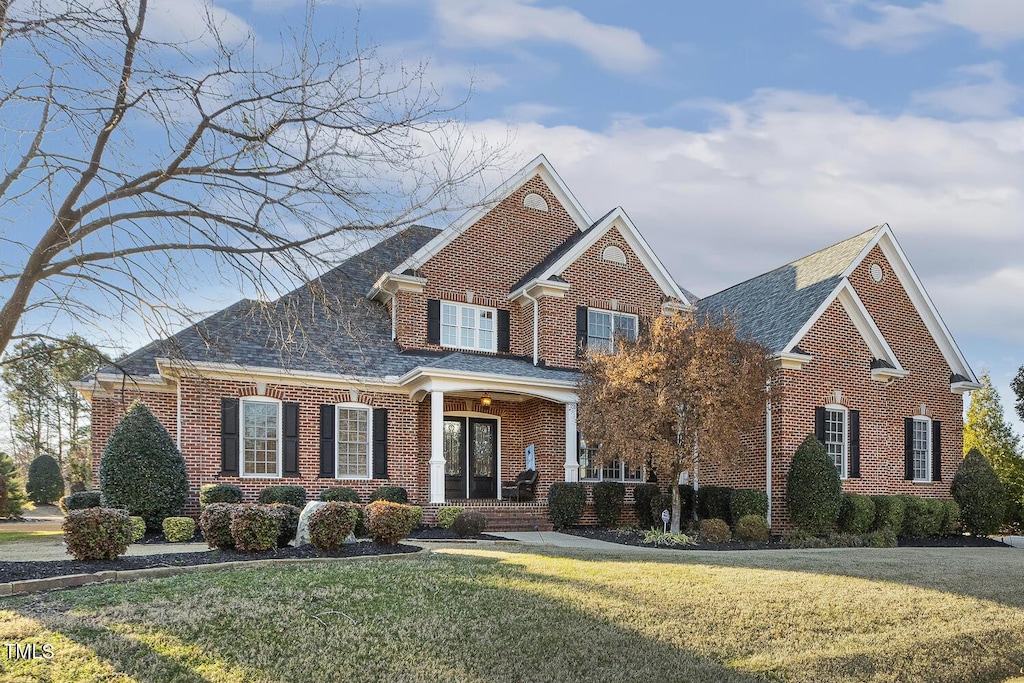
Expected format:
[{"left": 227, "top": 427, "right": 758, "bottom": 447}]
[{"left": 76, "top": 155, "right": 979, "bottom": 530}]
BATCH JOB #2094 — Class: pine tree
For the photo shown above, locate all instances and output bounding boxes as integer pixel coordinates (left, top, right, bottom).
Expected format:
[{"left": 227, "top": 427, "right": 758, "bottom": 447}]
[
  {"left": 26, "top": 454, "right": 64, "bottom": 504},
  {"left": 963, "top": 372, "right": 1024, "bottom": 530},
  {"left": 0, "top": 452, "right": 31, "bottom": 518}
]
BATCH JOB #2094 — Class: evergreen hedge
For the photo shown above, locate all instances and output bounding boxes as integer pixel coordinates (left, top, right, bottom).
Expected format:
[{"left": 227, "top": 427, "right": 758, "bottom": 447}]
[
  {"left": 952, "top": 448, "right": 1006, "bottom": 536},
  {"left": 870, "top": 495, "right": 905, "bottom": 534},
  {"left": 592, "top": 481, "right": 625, "bottom": 527},
  {"left": 838, "top": 493, "right": 875, "bottom": 534},
  {"left": 729, "top": 489, "right": 768, "bottom": 523},
  {"left": 785, "top": 435, "right": 841, "bottom": 533},
  {"left": 369, "top": 486, "right": 409, "bottom": 504},
  {"left": 547, "top": 483, "right": 586, "bottom": 529},
  {"left": 632, "top": 483, "right": 661, "bottom": 529},
  {"left": 257, "top": 485, "right": 307, "bottom": 508},
  {"left": 199, "top": 484, "right": 242, "bottom": 506}
]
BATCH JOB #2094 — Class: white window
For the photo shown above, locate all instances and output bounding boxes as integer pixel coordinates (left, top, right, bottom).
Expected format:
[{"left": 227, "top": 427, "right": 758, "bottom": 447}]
[
  {"left": 912, "top": 417, "right": 931, "bottom": 482},
  {"left": 579, "top": 440, "right": 642, "bottom": 482},
  {"left": 824, "top": 406, "right": 847, "bottom": 479},
  {"left": 587, "top": 309, "right": 638, "bottom": 354},
  {"left": 241, "top": 398, "right": 281, "bottom": 477},
  {"left": 441, "top": 302, "right": 496, "bottom": 352},
  {"left": 337, "top": 404, "right": 372, "bottom": 479}
]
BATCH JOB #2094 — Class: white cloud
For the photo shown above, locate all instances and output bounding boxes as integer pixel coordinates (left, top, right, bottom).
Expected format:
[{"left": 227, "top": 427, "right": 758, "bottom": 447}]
[
  {"left": 912, "top": 62, "right": 1022, "bottom": 118},
  {"left": 817, "top": 0, "right": 1024, "bottom": 50},
  {"left": 431, "top": 0, "right": 659, "bottom": 74},
  {"left": 503, "top": 102, "right": 564, "bottom": 122}
]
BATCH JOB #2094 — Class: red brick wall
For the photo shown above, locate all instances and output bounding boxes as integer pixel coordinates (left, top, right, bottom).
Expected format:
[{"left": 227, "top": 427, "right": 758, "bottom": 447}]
[{"left": 90, "top": 390, "right": 178, "bottom": 487}]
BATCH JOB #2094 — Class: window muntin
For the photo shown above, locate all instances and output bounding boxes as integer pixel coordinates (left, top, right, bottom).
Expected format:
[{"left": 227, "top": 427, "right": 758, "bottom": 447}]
[
  {"left": 337, "top": 405, "right": 371, "bottom": 479},
  {"left": 241, "top": 399, "right": 281, "bottom": 477},
  {"left": 440, "top": 302, "right": 496, "bottom": 352},
  {"left": 912, "top": 417, "right": 931, "bottom": 481},
  {"left": 579, "top": 441, "right": 642, "bottom": 482},
  {"left": 587, "top": 309, "right": 638, "bottom": 354},
  {"left": 824, "top": 407, "right": 847, "bottom": 479}
]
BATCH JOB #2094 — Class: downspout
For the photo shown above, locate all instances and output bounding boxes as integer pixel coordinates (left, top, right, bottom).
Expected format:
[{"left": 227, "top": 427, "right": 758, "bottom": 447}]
[
  {"left": 390, "top": 293, "right": 397, "bottom": 341},
  {"left": 766, "top": 395, "right": 773, "bottom": 529},
  {"left": 176, "top": 379, "right": 182, "bottom": 450},
  {"left": 523, "top": 290, "right": 539, "bottom": 365}
]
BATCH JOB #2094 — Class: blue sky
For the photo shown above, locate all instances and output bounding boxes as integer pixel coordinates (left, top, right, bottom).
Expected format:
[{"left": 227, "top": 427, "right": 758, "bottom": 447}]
[{"left": 7, "top": 0, "right": 1024, "bottom": 435}]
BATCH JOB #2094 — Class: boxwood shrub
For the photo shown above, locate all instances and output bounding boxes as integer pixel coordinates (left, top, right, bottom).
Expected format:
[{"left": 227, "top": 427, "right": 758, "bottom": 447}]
[
  {"left": 320, "top": 486, "right": 361, "bottom": 503},
  {"left": 199, "top": 502, "right": 238, "bottom": 550},
  {"left": 729, "top": 489, "right": 768, "bottom": 524},
  {"left": 451, "top": 510, "right": 487, "bottom": 537},
  {"left": 734, "top": 514, "right": 769, "bottom": 542},
  {"left": 696, "top": 486, "right": 731, "bottom": 522},
  {"left": 901, "top": 496, "right": 944, "bottom": 537},
  {"left": 953, "top": 448, "right": 1006, "bottom": 535},
  {"left": 59, "top": 491, "right": 101, "bottom": 513},
  {"left": 308, "top": 502, "right": 360, "bottom": 550},
  {"left": 785, "top": 435, "right": 841, "bottom": 533},
  {"left": 127, "top": 515, "right": 147, "bottom": 542},
  {"left": 369, "top": 486, "right": 409, "bottom": 504},
  {"left": 592, "top": 481, "right": 625, "bottom": 527},
  {"left": 257, "top": 485, "right": 307, "bottom": 509},
  {"left": 547, "top": 483, "right": 586, "bottom": 529},
  {"left": 699, "top": 518, "right": 731, "bottom": 543},
  {"left": 366, "top": 500, "right": 418, "bottom": 545},
  {"left": 870, "top": 495, "right": 905, "bottom": 534},
  {"left": 199, "top": 484, "right": 243, "bottom": 506},
  {"left": 267, "top": 503, "right": 301, "bottom": 547},
  {"left": 162, "top": 516, "right": 196, "bottom": 542},
  {"left": 62, "top": 508, "right": 133, "bottom": 560},
  {"left": 838, "top": 493, "right": 875, "bottom": 534},
  {"left": 940, "top": 499, "right": 961, "bottom": 536},
  {"left": 230, "top": 504, "right": 279, "bottom": 552},
  {"left": 435, "top": 505, "right": 465, "bottom": 529},
  {"left": 632, "top": 483, "right": 661, "bottom": 529}
]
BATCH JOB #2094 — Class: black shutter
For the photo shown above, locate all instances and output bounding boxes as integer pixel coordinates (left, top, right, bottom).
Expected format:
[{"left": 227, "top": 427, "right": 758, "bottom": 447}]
[
  {"left": 427, "top": 299, "right": 441, "bottom": 344},
  {"left": 814, "top": 406, "right": 826, "bottom": 444},
  {"left": 373, "top": 408, "right": 388, "bottom": 479},
  {"left": 220, "top": 398, "right": 239, "bottom": 476},
  {"left": 498, "top": 309, "right": 511, "bottom": 353},
  {"left": 282, "top": 402, "right": 300, "bottom": 477},
  {"left": 319, "top": 404, "right": 335, "bottom": 478},
  {"left": 904, "top": 417, "right": 915, "bottom": 480},
  {"left": 576, "top": 306, "right": 588, "bottom": 357},
  {"left": 931, "top": 419, "right": 942, "bottom": 482},
  {"left": 849, "top": 409, "right": 860, "bottom": 478}
]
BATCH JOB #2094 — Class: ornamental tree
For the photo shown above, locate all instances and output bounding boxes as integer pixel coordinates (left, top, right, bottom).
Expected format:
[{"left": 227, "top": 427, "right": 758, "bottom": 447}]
[
  {"left": 577, "top": 311, "right": 775, "bottom": 533},
  {"left": 952, "top": 448, "right": 1006, "bottom": 536},
  {"left": 26, "top": 454, "right": 64, "bottom": 504},
  {"left": 786, "top": 435, "right": 842, "bottom": 533},
  {"left": 99, "top": 401, "right": 188, "bottom": 530}
]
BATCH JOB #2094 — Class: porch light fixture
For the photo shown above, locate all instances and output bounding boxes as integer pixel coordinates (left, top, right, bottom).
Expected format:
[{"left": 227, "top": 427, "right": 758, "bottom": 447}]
[{"left": 480, "top": 394, "right": 492, "bottom": 408}]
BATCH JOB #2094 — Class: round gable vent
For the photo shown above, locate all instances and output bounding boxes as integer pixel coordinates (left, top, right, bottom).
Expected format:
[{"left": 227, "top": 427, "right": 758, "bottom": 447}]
[
  {"left": 602, "top": 245, "right": 627, "bottom": 266},
  {"left": 523, "top": 193, "right": 549, "bottom": 212},
  {"left": 870, "top": 263, "right": 884, "bottom": 283}
]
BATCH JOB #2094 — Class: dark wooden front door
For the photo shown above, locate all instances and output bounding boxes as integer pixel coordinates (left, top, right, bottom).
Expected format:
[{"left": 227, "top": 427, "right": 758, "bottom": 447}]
[{"left": 443, "top": 417, "right": 498, "bottom": 499}]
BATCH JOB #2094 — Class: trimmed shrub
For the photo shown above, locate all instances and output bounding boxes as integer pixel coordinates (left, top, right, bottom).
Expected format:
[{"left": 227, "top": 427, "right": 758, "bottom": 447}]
[
  {"left": 592, "top": 481, "right": 625, "bottom": 527},
  {"left": 369, "top": 486, "right": 409, "bottom": 504},
  {"left": 27, "top": 454, "right": 64, "bottom": 504},
  {"left": 547, "top": 483, "right": 586, "bottom": 529},
  {"left": 786, "top": 435, "right": 841, "bottom": 533},
  {"left": 865, "top": 529, "right": 898, "bottom": 548},
  {"left": 230, "top": 504, "right": 279, "bottom": 552},
  {"left": 734, "top": 514, "right": 769, "bottom": 542},
  {"left": 870, "top": 495, "right": 905, "bottom": 534},
  {"left": 162, "top": 516, "right": 196, "bottom": 542},
  {"left": 366, "top": 500, "right": 419, "bottom": 545},
  {"left": 838, "top": 494, "right": 876, "bottom": 534},
  {"left": 649, "top": 493, "right": 674, "bottom": 527},
  {"left": 267, "top": 503, "right": 301, "bottom": 547},
  {"left": 99, "top": 402, "right": 188, "bottom": 530},
  {"left": 60, "top": 491, "right": 101, "bottom": 514},
  {"left": 199, "top": 484, "right": 242, "bottom": 506},
  {"left": 784, "top": 530, "right": 827, "bottom": 549},
  {"left": 62, "top": 508, "right": 133, "bottom": 560},
  {"left": 729, "top": 489, "right": 768, "bottom": 524},
  {"left": 1, "top": 452, "right": 29, "bottom": 518},
  {"left": 699, "top": 518, "right": 731, "bottom": 543},
  {"left": 451, "top": 510, "right": 488, "bottom": 537},
  {"left": 199, "top": 502, "right": 238, "bottom": 550},
  {"left": 127, "top": 515, "right": 147, "bottom": 542},
  {"left": 308, "top": 502, "right": 360, "bottom": 550},
  {"left": 952, "top": 448, "right": 1006, "bottom": 536},
  {"left": 258, "top": 485, "right": 307, "bottom": 509},
  {"left": 435, "top": 505, "right": 465, "bottom": 529},
  {"left": 320, "top": 486, "right": 361, "bottom": 503},
  {"left": 633, "top": 483, "right": 661, "bottom": 529},
  {"left": 696, "top": 486, "right": 731, "bottom": 522},
  {"left": 409, "top": 505, "right": 424, "bottom": 529},
  {"left": 901, "top": 496, "right": 944, "bottom": 537},
  {"left": 940, "top": 499, "right": 961, "bottom": 536}
]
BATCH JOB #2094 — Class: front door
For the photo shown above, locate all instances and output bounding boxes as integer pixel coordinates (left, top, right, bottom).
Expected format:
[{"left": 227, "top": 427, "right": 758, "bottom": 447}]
[{"left": 443, "top": 417, "right": 498, "bottom": 499}]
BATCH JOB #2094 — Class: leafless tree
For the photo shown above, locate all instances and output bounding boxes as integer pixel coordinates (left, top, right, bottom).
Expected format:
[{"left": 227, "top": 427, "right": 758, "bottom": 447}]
[{"left": 0, "top": 0, "right": 504, "bottom": 363}]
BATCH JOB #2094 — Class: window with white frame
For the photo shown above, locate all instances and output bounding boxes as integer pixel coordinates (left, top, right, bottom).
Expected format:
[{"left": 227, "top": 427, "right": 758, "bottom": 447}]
[
  {"left": 241, "top": 398, "right": 281, "bottom": 477},
  {"left": 579, "top": 440, "right": 642, "bottom": 482},
  {"left": 336, "top": 404, "right": 372, "bottom": 478},
  {"left": 824, "top": 406, "right": 847, "bottom": 479},
  {"left": 441, "top": 302, "right": 496, "bottom": 352},
  {"left": 587, "top": 309, "right": 638, "bottom": 354},
  {"left": 912, "top": 417, "right": 931, "bottom": 481}
]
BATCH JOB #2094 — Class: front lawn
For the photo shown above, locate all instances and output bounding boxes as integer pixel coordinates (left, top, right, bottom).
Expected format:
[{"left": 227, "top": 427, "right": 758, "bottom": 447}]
[
  {"left": 0, "top": 529, "right": 63, "bottom": 544},
  {"left": 2, "top": 546, "right": 1024, "bottom": 682}
]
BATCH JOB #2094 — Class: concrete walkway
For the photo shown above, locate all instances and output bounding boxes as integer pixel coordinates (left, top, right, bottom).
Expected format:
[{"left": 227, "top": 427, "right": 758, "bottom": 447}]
[
  {"left": 998, "top": 536, "right": 1024, "bottom": 548},
  {"left": 1, "top": 538, "right": 209, "bottom": 562},
  {"left": 494, "top": 531, "right": 652, "bottom": 551}
]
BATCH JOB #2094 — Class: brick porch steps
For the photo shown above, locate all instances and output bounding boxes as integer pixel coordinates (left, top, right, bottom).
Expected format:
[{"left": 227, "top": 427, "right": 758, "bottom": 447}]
[{"left": 424, "top": 501, "right": 554, "bottom": 531}]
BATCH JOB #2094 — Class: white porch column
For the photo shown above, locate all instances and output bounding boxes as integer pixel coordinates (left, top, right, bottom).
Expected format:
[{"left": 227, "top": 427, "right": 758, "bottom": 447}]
[
  {"left": 429, "top": 390, "right": 446, "bottom": 504},
  {"left": 564, "top": 402, "right": 579, "bottom": 482}
]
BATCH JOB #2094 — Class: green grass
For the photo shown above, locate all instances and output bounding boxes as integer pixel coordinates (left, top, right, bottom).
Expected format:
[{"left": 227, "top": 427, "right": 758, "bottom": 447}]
[
  {"left": 3, "top": 546, "right": 1024, "bottom": 682},
  {"left": 0, "top": 529, "right": 63, "bottom": 543}
]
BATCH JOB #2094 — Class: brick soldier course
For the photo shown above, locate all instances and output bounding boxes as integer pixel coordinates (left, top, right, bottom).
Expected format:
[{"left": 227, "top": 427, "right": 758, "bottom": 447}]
[{"left": 76, "top": 155, "right": 980, "bottom": 530}]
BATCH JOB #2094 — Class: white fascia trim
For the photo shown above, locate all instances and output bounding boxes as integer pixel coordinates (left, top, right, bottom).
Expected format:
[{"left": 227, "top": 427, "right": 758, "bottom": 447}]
[
  {"left": 773, "top": 351, "right": 814, "bottom": 370},
  {"left": 154, "top": 358, "right": 404, "bottom": 391},
  {"left": 951, "top": 381, "right": 983, "bottom": 395},
  {"left": 368, "top": 272, "right": 427, "bottom": 301},
  {"left": 508, "top": 278, "right": 571, "bottom": 303},
  {"left": 393, "top": 155, "right": 593, "bottom": 275},
  {"left": 398, "top": 366, "right": 578, "bottom": 403},
  {"left": 529, "top": 208, "right": 690, "bottom": 305},
  {"left": 75, "top": 372, "right": 177, "bottom": 399},
  {"left": 661, "top": 300, "right": 689, "bottom": 315}
]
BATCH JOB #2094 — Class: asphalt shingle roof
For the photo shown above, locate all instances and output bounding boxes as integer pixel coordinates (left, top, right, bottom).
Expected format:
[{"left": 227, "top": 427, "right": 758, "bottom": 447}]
[{"left": 696, "top": 227, "right": 881, "bottom": 353}]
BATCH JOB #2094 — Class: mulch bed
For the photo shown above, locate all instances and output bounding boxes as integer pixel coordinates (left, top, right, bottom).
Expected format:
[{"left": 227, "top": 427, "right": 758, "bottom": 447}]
[
  {"left": 564, "top": 527, "right": 1013, "bottom": 551},
  {"left": 0, "top": 543, "right": 420, "bottom": 583},
  {"left": 407, "top": 528, "right": 510, "bottom": 541}
]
